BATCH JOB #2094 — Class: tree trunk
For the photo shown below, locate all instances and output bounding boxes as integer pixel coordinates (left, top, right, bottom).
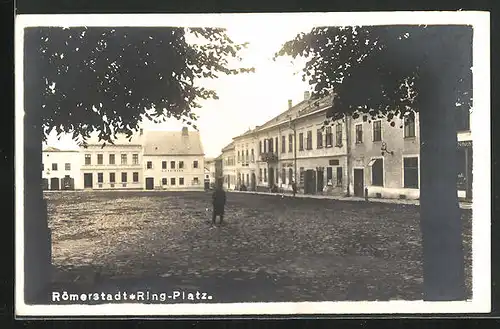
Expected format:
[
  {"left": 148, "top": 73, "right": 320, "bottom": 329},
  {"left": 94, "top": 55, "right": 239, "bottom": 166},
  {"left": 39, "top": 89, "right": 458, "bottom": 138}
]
[
  {"left": 419, "top": 73, "right": 466, "bottom": 300},
  {"left": 24, "top": 113, "right": 52, "bottom": 304}
]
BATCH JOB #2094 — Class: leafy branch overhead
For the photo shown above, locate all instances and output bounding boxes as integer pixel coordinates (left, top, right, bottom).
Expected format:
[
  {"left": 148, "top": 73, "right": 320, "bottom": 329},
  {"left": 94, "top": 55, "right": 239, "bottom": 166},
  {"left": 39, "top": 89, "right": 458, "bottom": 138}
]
[
  {"left": 275, "top": 25, "right": 472, "bottom": 126},
  {"left": 24, "top": 27, "right": 255, "bottom": 144}
]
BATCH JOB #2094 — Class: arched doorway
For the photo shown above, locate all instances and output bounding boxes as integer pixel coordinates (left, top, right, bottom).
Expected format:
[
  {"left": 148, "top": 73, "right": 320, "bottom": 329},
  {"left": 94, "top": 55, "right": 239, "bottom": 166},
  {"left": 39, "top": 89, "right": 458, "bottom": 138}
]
[{"left": 250, "top": 173, "right": 256, "bottom": 191}]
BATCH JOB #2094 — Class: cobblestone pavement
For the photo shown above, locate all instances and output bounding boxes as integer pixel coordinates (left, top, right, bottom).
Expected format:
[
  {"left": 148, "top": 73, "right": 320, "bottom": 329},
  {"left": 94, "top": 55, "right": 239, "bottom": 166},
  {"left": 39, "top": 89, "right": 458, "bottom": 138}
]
[{"left": 46, "top": 191, "right": 472, "bottom": 303}]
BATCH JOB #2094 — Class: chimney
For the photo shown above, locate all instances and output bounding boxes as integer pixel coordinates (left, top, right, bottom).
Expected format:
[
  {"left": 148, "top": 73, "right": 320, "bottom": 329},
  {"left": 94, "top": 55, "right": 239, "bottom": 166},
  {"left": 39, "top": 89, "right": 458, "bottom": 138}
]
[
  {"left": 182, "top": 127, "right": 188, "bottom": 136},
  {"left": 304, "top": 91, "right": 311, "bottom": 101},
  {"left": 288, "top": 99, "right": 293, "bottom": 109}
]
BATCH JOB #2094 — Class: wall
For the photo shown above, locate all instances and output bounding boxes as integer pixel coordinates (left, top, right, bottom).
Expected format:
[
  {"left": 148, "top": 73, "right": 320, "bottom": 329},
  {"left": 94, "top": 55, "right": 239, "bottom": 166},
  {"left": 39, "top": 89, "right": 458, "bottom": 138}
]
[
  {"left": 143, "top": 155, "right": 204, "bottom": 190},
  {"left": 80, "top": 145, "right": 143, "bottom": 189},
  {"left": 42, "top": 150, "right": 82, "bottom": 189},
  {"left": 221, "top": 149, "right": 237, "bottom": 190}
]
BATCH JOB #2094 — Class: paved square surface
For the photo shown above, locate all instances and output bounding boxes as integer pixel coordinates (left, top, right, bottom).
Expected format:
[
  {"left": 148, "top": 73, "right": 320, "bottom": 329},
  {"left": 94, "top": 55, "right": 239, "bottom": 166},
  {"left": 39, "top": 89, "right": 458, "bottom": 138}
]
[{"left": 46, "top": 191, "right": 472, "bottom": 303}]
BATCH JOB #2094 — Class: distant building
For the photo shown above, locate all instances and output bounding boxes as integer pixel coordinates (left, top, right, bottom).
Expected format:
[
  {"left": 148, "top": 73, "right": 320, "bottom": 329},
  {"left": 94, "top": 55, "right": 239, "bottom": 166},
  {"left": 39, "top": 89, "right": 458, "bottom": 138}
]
[
  {"left": 142, "top": 127, "right": 205, "bottom": 190},
  {"left": 220, "top": 141, "right": 236, "bottom": 190},
  {"left": 214, "top": 155, "right": 223, "bottom": 186},
  {"left": 80, "top": 131, "right": 143, "bottom": 190},
  {"left": 204, "top": 157, "right": 216, "bottom": 187},
  {"left": 42, "top": 147, "right": 82, "bottom": 190}
]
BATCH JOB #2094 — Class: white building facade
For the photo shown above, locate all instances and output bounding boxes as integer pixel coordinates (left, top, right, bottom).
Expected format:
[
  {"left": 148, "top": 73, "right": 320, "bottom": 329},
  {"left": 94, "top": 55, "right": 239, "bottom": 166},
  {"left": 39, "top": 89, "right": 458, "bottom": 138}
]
[
  {"left": 220, "top": 141, "right": 236, "bottom": 190},
  {"left": 42, "top": 147, "right": 82, "bottom": 190},
  {"left": 142, "top": 128, "right": 205, "bottom": 190},
  {"left": 79, "top": 133, "right": 144, "bottom": 190}
]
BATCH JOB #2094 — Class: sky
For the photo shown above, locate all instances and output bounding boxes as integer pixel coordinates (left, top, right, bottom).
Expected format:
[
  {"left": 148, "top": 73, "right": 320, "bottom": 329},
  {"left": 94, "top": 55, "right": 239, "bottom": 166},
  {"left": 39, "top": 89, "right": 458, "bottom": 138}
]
[{"left": 44, "top": 22, "right": 315, "bottom": 158}]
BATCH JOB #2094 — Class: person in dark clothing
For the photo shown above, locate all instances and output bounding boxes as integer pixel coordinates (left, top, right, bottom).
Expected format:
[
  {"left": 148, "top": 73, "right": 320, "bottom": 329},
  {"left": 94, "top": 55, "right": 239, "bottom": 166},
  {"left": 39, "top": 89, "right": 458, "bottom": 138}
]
[
  {"left": 212, "top": 182, "right": 227, "bottom": 225},
  {"left": 291, "top": 181, "right": 297, "bottom": 197}
]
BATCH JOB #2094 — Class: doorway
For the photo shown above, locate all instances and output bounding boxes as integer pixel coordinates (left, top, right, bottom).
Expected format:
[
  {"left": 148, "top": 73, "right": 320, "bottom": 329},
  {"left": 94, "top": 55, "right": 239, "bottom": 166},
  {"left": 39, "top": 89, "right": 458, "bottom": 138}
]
[
  {"left": 83, "top": 173, "right": 93, "bottom": 189},
  {"left": 42, "top": 178, "right": 49, "bottom": 190},
  {"left": 354, "top": 169, "right": 364, "bottom": 197},
  {"left": 268, "top": 167, "right": 274, "bottom": 187},
  {"left": 145, "top": 177, "right": 154, "bottom": 190},
  {"left": 317, "top": 168, "right": 324, "bottom": 192},
  {"left": 50, "top": 177, "right": 60, "bottom": 190},
  {"left": 251, "top": 173, "right": 256, "bottom": 191}
]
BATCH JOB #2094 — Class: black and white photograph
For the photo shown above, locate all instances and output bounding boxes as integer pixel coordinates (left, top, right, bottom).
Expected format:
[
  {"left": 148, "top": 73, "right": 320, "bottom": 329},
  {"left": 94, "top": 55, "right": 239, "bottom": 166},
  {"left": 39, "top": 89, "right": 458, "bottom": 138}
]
[{"left": 15, "top": 12, "right": 490, "bottom": 317}]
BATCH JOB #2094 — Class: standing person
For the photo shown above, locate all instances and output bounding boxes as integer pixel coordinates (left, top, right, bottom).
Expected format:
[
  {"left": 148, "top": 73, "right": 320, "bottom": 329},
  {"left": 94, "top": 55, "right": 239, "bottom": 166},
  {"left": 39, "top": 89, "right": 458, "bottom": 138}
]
[
  {"left": 212, "top": 180, "right": 227, "bottom": 226},
  {"left": 292, "top": 180, "right": 297, "bottom": 197}
]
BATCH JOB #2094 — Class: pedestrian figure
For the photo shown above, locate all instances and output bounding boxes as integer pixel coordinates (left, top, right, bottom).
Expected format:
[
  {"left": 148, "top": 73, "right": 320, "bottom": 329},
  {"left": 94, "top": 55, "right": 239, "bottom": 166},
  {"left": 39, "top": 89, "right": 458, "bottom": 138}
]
[
  {"left": 212, "top": 181, "right": 226, "bottom": 225},
  {"left": 292, "top": 181, "right": 297, "bottom": 197}
]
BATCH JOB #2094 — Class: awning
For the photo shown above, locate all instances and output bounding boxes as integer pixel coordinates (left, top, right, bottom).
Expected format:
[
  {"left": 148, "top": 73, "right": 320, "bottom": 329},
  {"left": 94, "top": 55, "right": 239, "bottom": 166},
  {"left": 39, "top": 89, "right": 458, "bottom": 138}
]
[{"left": 367, "top": 159, "right": 377, "bottom": 167}]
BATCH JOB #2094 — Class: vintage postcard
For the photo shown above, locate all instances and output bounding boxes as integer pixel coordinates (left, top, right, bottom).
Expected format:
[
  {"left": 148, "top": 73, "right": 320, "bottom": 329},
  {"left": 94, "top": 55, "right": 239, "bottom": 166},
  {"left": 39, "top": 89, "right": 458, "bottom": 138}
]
[{"left": 15, "top": 11, "right": 490, "bottom": 317}]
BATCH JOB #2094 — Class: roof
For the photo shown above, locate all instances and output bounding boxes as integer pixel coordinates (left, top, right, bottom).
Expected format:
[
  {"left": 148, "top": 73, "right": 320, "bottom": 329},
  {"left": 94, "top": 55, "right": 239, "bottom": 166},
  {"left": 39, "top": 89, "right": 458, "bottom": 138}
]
[
  {"left": 43, "top": 146, "right": 78, "bottom": 152},
  {"left": 142, "top": 130, "right": 204, "bottom": 156},
  {"left": 232, "top": 93, "right": 335, "bottom": 139},
  {"left": 221, "top": 141, "right": 235, "bottom": 152}
]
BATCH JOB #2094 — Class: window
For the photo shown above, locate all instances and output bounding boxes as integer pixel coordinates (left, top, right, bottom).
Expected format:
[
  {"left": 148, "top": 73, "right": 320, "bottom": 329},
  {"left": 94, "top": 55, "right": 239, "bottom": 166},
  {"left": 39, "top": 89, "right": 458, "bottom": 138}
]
[
  {"left": 237, "top": 151, "right": 241, "bottom": 162},
  {"left": 97, "top": 173, "right": 103, "bottom": 183},
  {"left": 325, "top": 127, "right": 333, "bottom": 147},
  {"left": 132, "top": 154, "right": 139, "bottom": 164},
  {"left": 268, "top": 139, "right": 274, "bottom": 153},
  {"left": 355, "top": 124, "right": 363, "bottom": 143},
  {"left": 336, "top": 167, "right": 343, "bottom": 186},
  {"left": 109, "top": 154, "right": 115, "bottom": 165},
  {"left": 193, "top": 177, "right": 199, "bottom": 185},
  {"left": 299, "top": 167, "right": 304, "bottom": 185},
  {"left": 133, "top": 172, "right": 139, "bottom": 182},
  {"left": 170, "top": 161, "right": 175, "bottom": 169},
  {"left": 259, "top": 169, "right": 262, "bottom": 182},
  {"left": 263, "top": 140, "right": 267, "bottom": 153},
  {"left": 97, "top": 154, "right": 103, "bottom": 164},
  {"left": 281, "top": 136, "right": 286, "bottom": 153},
  {"left": 171, "top": 178, "right": 176, "bottom": 185},
  {"left": 275, "top": 137, "right": 278, "bottom": 154},
  {"left": 288, "top": 134, "right": 293, "bottom": 152},
  {"left": 109, "top": 173, "right": 115, "bottom": 183},
  {"left": 288, "top": 168, "right": 293, "bottom": 183},
  {"left": 162, "top": 178, "right": 168, "bottom": 185},
  {"left": 146, "top": 161, "right": 152, "bottom": 169},
  {"left": 179, "top": 161, "right": 184, "bottom": 169},
  {"left": 85, "top": 154, "right": 91, "bottom": 165},
  {"left": 65, "top": 163, "right": 71, "bottom": 171},
  {"left": 42, "top": 163, "right": 44, "bottom": 171},
  {"left": 317, "top": 130, "right": 323, "bottom": 148},
  {"left": 121, "top": 154, "right": 127, "bottom": 165},
  {"left": 259, "top": 141, "right": 262, "bottom": 154},
  {"left": 404, "top": 115, "right": 416, "bottom": 138},
  {"left": 264, "top": 168, "right": 267, "bottom": 182},
  {"left": 371, "top": 158, "right": 384, "bottom": 186},
  {"left": 52, "top": 163, "right": 58, "bottom": 171},
  {"left": 121, "top": 172, "right": 127, "bottom": 183},
  {"left": 162, "top": 161, "right": 167, "bottom": 169},
  {"left": 251, "top": 149, "right": 254, "bottom": 162},
  {"left": 179, "top": 177, "right": 184, "bottom": 185},
  {"left": 281, "top": 168, "right": 286, "bottom": 184},
  {"left": 298, "top": 132, "right": 304, "bottom": 150},
  {"left": 245, "top": 150, "right": 249, "bottom": 163},
  {"left": 373, "top": 120, "right": 382, "bottom": 142},
  {"left": 193, "top": 160, "right": 199, "bottom": 169},
  {"left": 403, "top": 157, "right": 419, "bottom": 188},
  {"left": 335, "top": 124, "right": 343, "bottom": 146},
  {"left": 306, "top": 131, "right": 313, "bottom": 150}
]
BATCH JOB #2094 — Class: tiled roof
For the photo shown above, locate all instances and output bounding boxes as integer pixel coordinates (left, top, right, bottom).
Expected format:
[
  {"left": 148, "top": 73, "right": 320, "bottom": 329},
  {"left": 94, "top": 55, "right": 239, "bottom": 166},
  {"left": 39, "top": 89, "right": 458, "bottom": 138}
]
[
  {"left": 142, "top": 129, "right": 204, "bottom": 156},
  {"left": 84, "top": 131, "right": 143, "bottom": 146},
  {"left": 221, "top": 141, "right": 235, "bottom": 152}
]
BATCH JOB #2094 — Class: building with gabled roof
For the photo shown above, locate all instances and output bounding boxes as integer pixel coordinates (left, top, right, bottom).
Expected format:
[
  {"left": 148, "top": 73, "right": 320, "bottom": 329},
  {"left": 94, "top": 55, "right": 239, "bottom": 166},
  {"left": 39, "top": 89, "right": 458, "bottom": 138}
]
[
  {"left": 42, "top": 147, "right": 82, "bottom": 190},
  {"left": 142, "top": 127, "right": 205, "bottom": 190}
]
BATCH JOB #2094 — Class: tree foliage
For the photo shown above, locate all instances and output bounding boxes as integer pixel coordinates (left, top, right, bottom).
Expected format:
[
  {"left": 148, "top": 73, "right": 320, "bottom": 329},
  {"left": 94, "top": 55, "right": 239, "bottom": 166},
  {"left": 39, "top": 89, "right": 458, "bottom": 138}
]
[
  {"left": 275, "top": 25, "right": 472, "bottom": 125},
  {"left": 24, "top": 27, "right": 254, "bottom": 145}
]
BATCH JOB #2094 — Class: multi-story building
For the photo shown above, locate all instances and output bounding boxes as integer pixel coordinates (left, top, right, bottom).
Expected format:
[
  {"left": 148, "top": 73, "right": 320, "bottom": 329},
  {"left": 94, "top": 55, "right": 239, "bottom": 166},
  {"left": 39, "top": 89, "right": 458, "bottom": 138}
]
[
  {"left": 231, "top": 91, "right": 348, "bottom": 195},
  {"left": 220, "top": 141, "right": 237, "bottom": 190},
  {"left": 204, "top": 157, "right": 216, "bottom": 187},
  {"left": 42, "top": 147, "right": 82, "bottom": 190},
  {"left": 349, "top": 107, "right": 472, "bottom": 201},
  {"left": 142, "top": 127, "right": 205, "bottom": 190},
  {"left": 80, "top": 131, "right": 144, "bottom": 190}
]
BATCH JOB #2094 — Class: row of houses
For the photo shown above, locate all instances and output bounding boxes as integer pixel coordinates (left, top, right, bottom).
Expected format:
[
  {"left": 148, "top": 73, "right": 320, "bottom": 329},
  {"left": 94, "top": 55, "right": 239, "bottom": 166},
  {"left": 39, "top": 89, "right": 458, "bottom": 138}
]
[
  {"left": 42, "top": 127, "right": 207, "bottom": 191},
  {"left": 214, "top": 91, "right": 473, "bottom": 201}
]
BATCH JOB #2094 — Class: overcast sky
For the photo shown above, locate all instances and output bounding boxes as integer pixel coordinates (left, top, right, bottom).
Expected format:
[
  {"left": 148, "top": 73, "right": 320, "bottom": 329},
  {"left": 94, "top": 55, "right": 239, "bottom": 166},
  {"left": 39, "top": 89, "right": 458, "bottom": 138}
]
[{"left": 44, "top": 22, "right": 314, "bottom": 158}]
